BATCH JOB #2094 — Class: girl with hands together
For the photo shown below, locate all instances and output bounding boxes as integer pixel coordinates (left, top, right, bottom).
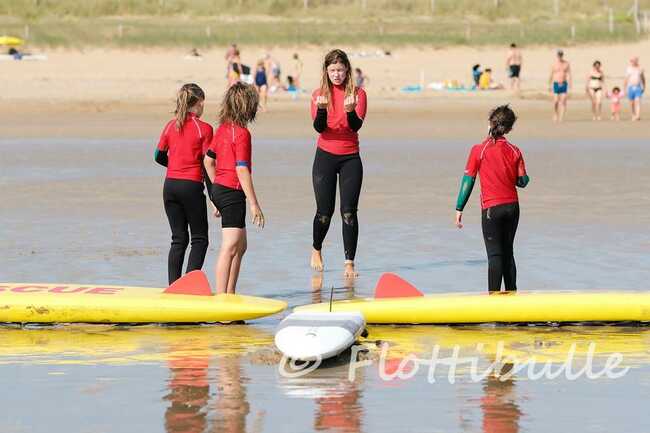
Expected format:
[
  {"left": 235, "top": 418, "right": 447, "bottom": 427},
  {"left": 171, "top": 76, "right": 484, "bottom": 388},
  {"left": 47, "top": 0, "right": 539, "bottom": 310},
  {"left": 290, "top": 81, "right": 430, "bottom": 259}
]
[{"left": 310, "top": 49, "right": 367, "bottom": 278}]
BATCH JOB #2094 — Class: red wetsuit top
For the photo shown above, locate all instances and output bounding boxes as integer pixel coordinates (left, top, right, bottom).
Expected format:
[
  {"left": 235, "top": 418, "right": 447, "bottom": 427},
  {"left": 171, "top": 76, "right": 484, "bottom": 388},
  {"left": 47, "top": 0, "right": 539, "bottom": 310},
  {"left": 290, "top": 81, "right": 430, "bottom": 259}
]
[
  {"left": 157, "top": 113, "right": 213, "bottom": 183},
  {"left": 207, "top": 122, "right": 252, "bottom": 190},
  {"left": 464, "top": 137, "right": 527, "bottom": 210},
  {"left": 310, "top": 85, "right": 367, "bottom": 155}
]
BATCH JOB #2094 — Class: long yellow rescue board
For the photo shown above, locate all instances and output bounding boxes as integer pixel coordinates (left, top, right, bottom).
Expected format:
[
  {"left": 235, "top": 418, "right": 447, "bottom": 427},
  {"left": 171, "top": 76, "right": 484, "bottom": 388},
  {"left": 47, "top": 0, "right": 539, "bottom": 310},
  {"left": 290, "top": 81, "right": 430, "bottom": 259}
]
[
  {"left": 295, "top": 273, "right": 650, "bottom": 324},
  {"left": 0, "top": 271, "right": 286, "bottom": 323}
]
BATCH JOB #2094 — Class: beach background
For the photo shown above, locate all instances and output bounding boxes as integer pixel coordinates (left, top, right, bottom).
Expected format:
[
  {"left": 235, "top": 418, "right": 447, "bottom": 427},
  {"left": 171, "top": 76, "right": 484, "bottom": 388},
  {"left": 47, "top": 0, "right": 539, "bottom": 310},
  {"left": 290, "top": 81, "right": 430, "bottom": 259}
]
[{"left": 2, "top": 1, "right": 650, "bottom": 432}]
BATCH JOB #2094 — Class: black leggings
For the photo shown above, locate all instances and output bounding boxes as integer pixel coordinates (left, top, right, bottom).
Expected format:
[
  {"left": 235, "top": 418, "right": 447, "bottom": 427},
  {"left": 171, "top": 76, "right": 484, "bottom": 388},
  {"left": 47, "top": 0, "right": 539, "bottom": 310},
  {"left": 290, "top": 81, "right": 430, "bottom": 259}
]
[
  {"left": 312, "top": 148, "right": 363, "bottom": 261},
  {"left": 163, "top": 178, "right": 209, "bottom": 284},
  {"left": 481, "top": 202, "right": 520, "bottom": 292}
]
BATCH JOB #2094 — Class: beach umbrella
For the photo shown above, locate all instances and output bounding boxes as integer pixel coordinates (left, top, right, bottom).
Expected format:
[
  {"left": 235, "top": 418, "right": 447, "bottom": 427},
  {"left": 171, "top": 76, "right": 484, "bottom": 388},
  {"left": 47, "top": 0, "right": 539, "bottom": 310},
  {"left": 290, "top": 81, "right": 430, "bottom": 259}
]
[{"left": 0, "top": 36, "right": 24, "bottom": 46}]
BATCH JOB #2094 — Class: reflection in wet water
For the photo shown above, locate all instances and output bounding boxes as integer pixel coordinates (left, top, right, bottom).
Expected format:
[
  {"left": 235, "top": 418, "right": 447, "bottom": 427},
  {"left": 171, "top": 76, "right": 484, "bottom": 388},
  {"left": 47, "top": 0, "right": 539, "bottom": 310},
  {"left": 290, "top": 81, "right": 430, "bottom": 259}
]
[
  {"left": 279, "top": 359, "right": 364, "bottom": 433},
  {"left": 480, "top": 365, "right": 521, "bottom": 433},
  {"left": 165, "top": 353, "right": 210, "bottom": 433},
  {"left": 1, "top": 321, "right": 650, "bottom": 432},
  {"left": 310, "top": 273, "right": 357, "bottom": 305}
]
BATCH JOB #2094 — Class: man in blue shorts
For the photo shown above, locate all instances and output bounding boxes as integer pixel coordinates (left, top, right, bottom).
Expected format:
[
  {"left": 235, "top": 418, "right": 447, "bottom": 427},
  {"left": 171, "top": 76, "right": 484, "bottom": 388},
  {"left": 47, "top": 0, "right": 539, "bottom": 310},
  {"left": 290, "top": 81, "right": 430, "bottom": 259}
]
[
  {"left": 549, "top": 49, "right": 572, "bottom": 122},
  {"left": 624, "top": 56, "right": 646, "bottom": 121}
]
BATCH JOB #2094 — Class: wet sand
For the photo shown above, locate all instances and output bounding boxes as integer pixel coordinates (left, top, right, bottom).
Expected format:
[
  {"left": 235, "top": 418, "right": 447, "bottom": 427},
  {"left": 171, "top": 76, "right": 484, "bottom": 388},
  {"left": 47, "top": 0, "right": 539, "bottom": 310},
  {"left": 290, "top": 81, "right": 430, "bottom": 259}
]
[
  {"left": 2, "top": 129, "right": 650, "bottom": 432},
  {"left": 2, "top": 43, "right": 650, "bottom": 433}
]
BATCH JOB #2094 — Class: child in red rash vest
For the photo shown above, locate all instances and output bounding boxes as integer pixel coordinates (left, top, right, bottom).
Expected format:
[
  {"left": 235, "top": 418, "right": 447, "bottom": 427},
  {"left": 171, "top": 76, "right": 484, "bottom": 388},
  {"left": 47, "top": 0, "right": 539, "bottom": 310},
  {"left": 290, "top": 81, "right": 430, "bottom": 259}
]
[
  {"left": 203, "top": 83, "right": 263, "bottom": 294},
  {"left": 154, "top": 83, "right": 213, "bottom": 285},
  {"left": 454, "top": 105, "right": 529, "bottom": 293}
]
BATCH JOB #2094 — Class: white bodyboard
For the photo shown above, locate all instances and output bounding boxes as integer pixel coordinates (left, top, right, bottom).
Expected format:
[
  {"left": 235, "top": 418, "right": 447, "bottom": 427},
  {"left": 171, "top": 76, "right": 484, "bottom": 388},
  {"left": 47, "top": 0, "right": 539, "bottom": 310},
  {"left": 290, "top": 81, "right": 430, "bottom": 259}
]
[{"left": 275, "top": 311, "right": 366, "bottom": 361}]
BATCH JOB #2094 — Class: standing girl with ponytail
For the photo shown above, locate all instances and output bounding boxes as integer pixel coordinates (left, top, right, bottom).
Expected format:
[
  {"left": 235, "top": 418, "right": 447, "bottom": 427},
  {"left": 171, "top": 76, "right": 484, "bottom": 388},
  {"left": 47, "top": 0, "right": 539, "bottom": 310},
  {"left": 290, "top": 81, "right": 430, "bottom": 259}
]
[
  {"left": 155, "top": 83, "right": 213, "bottom": 284},
  {"left": 454, "top": 105, "right": 530, "bottom": 293},
  {"left": 310, "top": 49, "right": 367, "bottom": 278}
]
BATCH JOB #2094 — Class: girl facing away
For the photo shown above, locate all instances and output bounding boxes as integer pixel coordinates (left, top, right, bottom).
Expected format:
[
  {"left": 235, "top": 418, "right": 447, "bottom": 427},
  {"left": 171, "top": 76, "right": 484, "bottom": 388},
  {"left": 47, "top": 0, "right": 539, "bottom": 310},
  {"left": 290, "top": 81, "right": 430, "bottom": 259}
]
[
  {"left": 455, "top": 105, "right": 529, "bottom": 293},
  {"left": 203, "top": 83, "right": 264, "bottom": 294},
  {"left": 155, "top": 83, "right": 213, "bottom": 284},
  {"left": 310, "top": 49, "right": 368, "bottom": 278}
]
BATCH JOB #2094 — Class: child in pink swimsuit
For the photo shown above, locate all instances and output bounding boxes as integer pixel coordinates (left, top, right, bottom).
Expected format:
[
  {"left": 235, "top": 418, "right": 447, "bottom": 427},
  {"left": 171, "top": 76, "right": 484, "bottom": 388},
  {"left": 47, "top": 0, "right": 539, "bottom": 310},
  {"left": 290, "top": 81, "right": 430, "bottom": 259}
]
[{"left": 607, "top": 86, "right": 623, "bottom": 121}]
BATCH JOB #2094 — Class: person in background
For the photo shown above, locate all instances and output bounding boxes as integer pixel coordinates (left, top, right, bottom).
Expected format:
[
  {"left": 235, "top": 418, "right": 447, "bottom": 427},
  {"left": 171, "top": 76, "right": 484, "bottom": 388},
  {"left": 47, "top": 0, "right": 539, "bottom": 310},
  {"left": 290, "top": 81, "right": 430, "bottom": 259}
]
[
  {"left": 265, "top": 53, "right": 282, "bottom": 92},
  {"left": 479, "top": 68, "right": 503, "bottom": 90},
  {"left": 228, "top": 49, "right": 242, "bottom": 87},
  {"left": 479, "top": 68, "right": 492, "bottom": 90},
  {"left": 292, "top": 53, "right": 303, "bottom": 90},
  {"left": 505, "top": 43, "right": 522, "bottom": 92},
  {"left": 225, "top": 43, "right": 238, "bottom": 78},
  {"left": 354, "top": 68, "right": 369, "bottom": 89},
  {"left": 455, "top": 105, "right": 529, "bottom": 293},
  {"left": 607, "top": 86, "right": 623, "bottom": 121},
  {"left": 154, "top": 83, "right": 213, "bottom": 284},
  {"left": 254, "top": 59, "right": 269, "bottom": 111},
  {"left": 286, "top": 75, "right": 297, "bottom": 92},
  {"left": 585, "top": 60, "right": 606, "bottom": 121},
  {"left": 472, "top": 64, "right": 482, "bottom": 88},
  {"left": 203, "top": 83, "right": 264, "bottom": 294},
  {"left": 549, "top": 49, "right": 572, "bottom": 122},
  {"left": 624, "top": 56, "right": 645, "bottom": 121}
]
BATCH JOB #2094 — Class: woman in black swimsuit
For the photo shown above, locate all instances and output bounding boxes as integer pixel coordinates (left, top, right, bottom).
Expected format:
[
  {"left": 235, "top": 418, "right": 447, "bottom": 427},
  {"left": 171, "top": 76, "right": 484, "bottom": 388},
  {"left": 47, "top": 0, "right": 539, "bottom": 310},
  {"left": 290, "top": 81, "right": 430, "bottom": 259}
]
[{"left": 586, "top": 60, "right": 606, "bottom": 121}]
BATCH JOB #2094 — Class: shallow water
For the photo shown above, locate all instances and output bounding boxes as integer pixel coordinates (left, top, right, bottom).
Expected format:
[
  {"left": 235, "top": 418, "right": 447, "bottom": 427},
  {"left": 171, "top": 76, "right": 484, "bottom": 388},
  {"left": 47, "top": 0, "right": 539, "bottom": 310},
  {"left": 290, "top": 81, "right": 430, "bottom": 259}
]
[{"left": 1, "top": 137, "right": 650, "bottom": 432}]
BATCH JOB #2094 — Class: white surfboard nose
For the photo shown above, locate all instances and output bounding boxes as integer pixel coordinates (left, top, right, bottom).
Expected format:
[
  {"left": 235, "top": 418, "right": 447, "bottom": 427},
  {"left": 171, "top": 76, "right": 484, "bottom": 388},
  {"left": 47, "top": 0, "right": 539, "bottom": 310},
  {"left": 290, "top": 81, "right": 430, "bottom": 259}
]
[{"left": 275, "top": 311, "right": 366, "bottom": 362}]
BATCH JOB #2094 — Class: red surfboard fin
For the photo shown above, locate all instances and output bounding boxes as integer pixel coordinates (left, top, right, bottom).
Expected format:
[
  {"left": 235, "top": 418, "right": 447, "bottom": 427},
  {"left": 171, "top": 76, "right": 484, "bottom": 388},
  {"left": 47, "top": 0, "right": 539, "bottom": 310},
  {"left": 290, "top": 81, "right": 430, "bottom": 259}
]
[
  {"left": 374, "top": 273, "right": 423, "bottom": 298},
  {"left": 164, "top": 270, "right": 212, "bottom": 296}
]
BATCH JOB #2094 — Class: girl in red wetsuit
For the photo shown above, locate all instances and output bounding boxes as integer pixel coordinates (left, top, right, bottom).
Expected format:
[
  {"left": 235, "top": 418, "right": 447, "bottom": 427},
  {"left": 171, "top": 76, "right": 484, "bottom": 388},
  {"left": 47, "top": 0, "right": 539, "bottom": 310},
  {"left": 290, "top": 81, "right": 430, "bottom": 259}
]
[
  {"left": 203, "top": 83, "right": 264, "bottom": 294},
  {"left": 155, "top": 83, "right": 213, "bottom": 284},
  {"left": 310, "top": 49, "right": 367, "bottom": 278},
  {"left": 455, "top": 105, "right": 530, "bottom": 292}
]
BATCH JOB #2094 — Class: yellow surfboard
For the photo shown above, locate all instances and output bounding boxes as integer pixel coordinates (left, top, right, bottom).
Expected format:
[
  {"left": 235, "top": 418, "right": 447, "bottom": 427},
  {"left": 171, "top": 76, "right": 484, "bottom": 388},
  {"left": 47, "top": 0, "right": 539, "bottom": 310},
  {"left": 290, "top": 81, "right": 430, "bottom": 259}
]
[
  {"left": 295, "top": 273, "right": 650, "bottom": 324},
  {"left": 0, "top": 271, "right": 286, "bottom": 324}
]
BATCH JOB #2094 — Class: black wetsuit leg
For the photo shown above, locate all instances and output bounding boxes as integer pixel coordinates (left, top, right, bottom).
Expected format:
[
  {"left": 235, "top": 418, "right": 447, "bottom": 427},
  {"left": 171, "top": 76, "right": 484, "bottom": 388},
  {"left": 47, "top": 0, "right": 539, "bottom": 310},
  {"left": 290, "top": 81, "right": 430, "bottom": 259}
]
[
  {"left": 339, "top": 154, "right": 363, "bottom": 261},
  {"left": 312, "top": 148, "right": 363, "bottom": 261},
  {"left": 163, "top": 178, "right": 209, "bottom": 284},
  {"left": 312, "top": 148, "right": 338, "bottom": 252},
  {"left": 481, "top": 202, "right": 520, "bottom": 292}
]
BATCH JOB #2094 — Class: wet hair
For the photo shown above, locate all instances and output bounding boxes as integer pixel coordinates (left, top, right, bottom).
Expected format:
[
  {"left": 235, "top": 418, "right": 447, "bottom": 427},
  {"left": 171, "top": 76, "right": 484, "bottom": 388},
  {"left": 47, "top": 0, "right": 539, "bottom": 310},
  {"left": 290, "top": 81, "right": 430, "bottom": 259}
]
[
  {"left": 488, "top": 105, "right": 517, "bottom": 139},
  {"left": 174, "top": 83, "right": 205, "bottom": 131},
  {"left": 218, "top": 82, "right": 259, "bottom": 128},
  {"left": 319, "top": 49, "right": 355, "bottom": 108},
  {"left": 593, "top": 60, "right": 601, "bottom": 68},
  {"left": 612, "top": 86, "right": 621, "bottom": 93}
]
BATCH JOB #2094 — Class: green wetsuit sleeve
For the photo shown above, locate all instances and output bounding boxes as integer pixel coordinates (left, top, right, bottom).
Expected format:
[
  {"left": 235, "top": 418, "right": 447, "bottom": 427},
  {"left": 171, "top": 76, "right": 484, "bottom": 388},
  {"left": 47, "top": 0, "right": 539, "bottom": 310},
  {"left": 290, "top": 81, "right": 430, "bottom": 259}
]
[
  {"left": 517, "top": 174, "right": 530, "bottom": 188},
  {"left": 455, "top": 174, "right": 476, "bottom": 211},
  {"left": 154, "top": 148, "right": 168, "bottom": 167}
]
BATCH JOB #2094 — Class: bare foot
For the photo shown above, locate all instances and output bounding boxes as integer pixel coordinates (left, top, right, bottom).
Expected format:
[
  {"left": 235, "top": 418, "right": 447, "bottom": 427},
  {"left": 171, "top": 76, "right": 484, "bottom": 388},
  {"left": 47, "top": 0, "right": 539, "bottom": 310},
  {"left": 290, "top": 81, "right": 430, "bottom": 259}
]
[
  {"left": 311, "top": 249, "right": 324, "bottom": 272},
  {"left": 343, "top": 261, "right": 358, "bottom": 278}
]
